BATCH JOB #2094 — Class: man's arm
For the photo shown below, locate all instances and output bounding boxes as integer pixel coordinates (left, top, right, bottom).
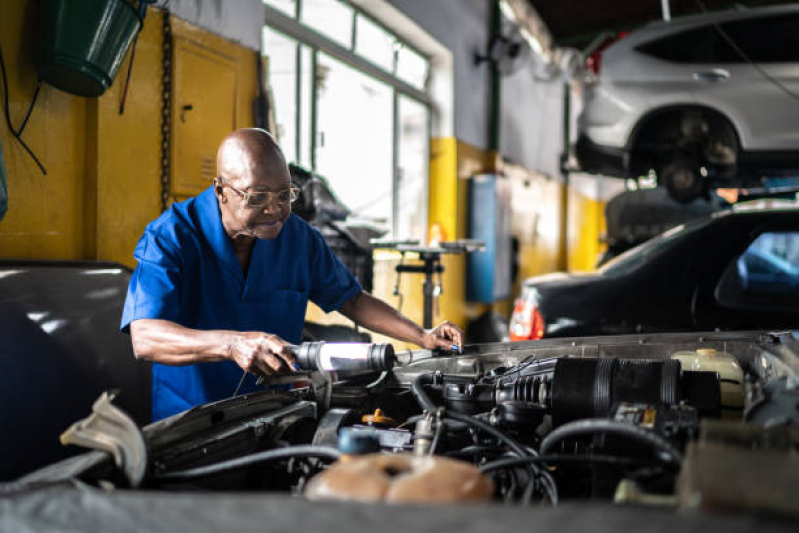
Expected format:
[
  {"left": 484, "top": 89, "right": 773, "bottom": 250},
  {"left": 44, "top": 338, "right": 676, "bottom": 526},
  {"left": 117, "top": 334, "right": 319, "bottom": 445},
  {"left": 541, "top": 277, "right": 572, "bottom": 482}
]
[
  {"left": 338, "top": 291, "right": 463, "bottom": 351},
  {"left": 130, "top": 319, "right": 297, "bottom": 377}
]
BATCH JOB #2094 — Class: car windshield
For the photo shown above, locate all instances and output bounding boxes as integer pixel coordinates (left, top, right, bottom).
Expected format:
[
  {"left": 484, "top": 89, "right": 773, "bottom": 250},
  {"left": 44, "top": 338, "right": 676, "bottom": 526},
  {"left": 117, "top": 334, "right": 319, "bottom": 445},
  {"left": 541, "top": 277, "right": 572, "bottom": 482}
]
[{"left": 599, "top": 216, "right": 715, "bottom": 276}]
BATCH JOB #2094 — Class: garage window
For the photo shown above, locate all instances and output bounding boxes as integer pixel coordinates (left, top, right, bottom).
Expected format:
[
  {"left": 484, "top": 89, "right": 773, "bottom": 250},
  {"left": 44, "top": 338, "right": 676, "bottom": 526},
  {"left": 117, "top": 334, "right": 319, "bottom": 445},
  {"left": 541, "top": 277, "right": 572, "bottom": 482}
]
[
  {"left": 715, "top": 231, "right": 799, "bottom": 311},
  {"left": 262, "top": 0, "right": 432, "bottom": 240}
]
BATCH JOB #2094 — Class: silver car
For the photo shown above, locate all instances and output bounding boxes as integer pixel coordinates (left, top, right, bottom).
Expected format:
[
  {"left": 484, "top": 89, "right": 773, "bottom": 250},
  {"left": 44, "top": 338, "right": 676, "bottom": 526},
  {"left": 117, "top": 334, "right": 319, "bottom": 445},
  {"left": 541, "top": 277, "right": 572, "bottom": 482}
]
[{"left": 576, "top": 5, "right": 799, "bottom": 202}]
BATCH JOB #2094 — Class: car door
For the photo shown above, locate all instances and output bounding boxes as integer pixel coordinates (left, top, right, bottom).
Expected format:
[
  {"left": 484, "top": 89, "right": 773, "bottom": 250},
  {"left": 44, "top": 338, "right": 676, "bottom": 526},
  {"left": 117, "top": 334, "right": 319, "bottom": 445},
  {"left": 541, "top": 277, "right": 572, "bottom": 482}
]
[
  {"left": 689, "top": 13, "right": 799, "bottom": 152},
  {"left": 695, "top": 217, "right": 799, "bottom": 330}
]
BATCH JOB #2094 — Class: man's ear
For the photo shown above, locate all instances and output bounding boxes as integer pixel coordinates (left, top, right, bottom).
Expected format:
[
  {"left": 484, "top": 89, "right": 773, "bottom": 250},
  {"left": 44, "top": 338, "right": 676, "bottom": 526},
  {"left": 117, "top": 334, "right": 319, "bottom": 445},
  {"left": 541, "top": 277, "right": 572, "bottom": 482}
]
[{"left": 213, "top": 178, "right": 227, "bottom": 203}]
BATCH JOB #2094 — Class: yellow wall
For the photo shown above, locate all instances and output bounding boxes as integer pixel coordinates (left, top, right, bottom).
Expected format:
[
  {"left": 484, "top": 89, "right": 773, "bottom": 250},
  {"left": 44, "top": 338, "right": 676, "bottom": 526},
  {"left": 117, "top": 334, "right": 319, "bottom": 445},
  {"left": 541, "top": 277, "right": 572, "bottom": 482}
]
[
  {"left": 567, "top": 186, "right": 607, "bottom": 272},
  {"left": 0, "top": 2, "right": 88, "bottom": 259},
  {"left": 0, "top": 5, "right": 257, "bottom": 268}
]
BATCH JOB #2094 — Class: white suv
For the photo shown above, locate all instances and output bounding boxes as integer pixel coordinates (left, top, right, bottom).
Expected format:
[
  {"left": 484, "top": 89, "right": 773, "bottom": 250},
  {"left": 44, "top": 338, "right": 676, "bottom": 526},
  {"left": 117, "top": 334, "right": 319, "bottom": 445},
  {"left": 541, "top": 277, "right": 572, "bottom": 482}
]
[{"left": 576, "top": 5, "right": 799, "bottom": 202}]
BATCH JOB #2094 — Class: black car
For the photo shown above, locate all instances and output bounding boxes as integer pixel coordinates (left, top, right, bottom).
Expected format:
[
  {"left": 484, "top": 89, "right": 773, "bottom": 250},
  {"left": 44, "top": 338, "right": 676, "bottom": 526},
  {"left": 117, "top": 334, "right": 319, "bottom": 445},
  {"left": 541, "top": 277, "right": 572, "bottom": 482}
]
[{"left": 509, "top": 208, "right": 799, "bottom": 341}]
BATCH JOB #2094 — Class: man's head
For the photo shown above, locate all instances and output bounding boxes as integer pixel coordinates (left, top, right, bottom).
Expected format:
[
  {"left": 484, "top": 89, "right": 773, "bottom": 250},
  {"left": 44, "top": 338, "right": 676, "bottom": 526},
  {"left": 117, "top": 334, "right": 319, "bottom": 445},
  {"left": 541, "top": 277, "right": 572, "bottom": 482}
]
[{"left": 214, "top": 128, "right": 294, "bottom": 241}]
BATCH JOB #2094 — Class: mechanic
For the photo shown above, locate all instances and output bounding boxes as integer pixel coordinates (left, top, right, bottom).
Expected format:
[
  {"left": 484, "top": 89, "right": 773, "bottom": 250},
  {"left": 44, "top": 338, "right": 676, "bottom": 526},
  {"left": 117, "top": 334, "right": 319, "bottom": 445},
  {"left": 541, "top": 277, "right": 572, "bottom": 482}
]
[{"left": 121, "top": 128, "right": 463, "bottom": 421}]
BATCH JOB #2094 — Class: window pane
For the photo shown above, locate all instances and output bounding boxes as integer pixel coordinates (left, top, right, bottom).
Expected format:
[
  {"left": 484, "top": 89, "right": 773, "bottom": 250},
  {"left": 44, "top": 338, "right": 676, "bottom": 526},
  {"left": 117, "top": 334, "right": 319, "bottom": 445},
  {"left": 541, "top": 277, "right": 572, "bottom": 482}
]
[
  {"left": 636, "top": 27, "right": 715, "bottom": 63},
  {"left": 396, "top": 44, "right": 429, "bottom": 89},
  {"left": 719, "top": 15, "right": 799, "bottom": 63},
  {"left": 396, "top": 95, "right": 429, "bottom": 240},
  {"left": 315, "top": 53, "right": 393, "bottom": 232},
  {"left": 263, "top": 26, "right": 298, "bottom": 164},
  {"left": 355, "top": 15, "right": 396, "bottom": 72},
  {"left": 263, "top": 0, "right": 296, "bottom": 18},
  {"left": 301, "top": 0, "right": 353, "bottom": 49},
  {"left": 299, "top": 45, "right": 314, "bottom": 168},
  {"left": 715, "top": 231, "right": 799, "bottom": 311}
]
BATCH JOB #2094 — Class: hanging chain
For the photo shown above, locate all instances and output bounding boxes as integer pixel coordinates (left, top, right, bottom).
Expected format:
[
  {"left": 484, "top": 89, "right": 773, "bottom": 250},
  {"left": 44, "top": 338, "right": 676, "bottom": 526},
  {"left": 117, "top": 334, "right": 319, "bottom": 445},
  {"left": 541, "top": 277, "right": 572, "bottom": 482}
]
[{"left": 160, "top": 10, "right": 173, "bottom": 212}]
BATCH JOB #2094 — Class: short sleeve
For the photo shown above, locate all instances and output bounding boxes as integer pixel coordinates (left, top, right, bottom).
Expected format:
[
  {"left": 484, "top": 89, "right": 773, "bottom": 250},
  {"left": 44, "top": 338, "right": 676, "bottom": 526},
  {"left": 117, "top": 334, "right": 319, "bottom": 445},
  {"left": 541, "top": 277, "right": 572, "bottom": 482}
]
[
  {"left": 120, "top": 232, "right": 184, "bottom": 333},
  {"left": 308, "top": 228, "right": 363, "bottom": 313}
]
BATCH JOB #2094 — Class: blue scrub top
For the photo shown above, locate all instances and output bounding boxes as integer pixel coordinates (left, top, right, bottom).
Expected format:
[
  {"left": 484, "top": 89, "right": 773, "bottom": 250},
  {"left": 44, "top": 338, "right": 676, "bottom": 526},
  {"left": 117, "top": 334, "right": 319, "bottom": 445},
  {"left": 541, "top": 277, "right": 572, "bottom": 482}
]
[{"left": 121, "top": 186, "right": 362, "bottom": 421}]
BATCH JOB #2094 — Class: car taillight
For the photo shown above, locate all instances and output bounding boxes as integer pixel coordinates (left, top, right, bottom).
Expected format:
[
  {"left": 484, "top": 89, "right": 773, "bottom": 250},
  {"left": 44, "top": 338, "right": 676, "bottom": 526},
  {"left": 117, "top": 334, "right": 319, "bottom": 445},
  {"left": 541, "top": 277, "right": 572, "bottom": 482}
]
[
  {"left": 586, "top": 31, "right": 628, "bottom": 76},
  {"left": 509, "top": 296, "right": 545, "bottom": 341}
]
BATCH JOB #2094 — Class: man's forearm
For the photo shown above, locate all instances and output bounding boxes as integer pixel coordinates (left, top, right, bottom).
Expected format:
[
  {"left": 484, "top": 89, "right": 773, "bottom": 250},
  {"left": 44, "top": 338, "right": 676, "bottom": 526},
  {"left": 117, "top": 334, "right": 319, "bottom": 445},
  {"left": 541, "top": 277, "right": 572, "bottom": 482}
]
[
  {"left": 338, "top": 292, "right": 426, "bottom": 346},
  {"left": 130, "top": 319, "right": 237, "bottom": 365}
]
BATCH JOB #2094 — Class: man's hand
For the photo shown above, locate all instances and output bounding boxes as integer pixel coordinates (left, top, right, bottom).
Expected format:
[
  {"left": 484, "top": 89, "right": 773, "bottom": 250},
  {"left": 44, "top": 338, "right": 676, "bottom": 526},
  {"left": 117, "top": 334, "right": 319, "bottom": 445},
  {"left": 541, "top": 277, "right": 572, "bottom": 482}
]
[
  {"left": 228, "top": 332, "right": 297, "bottom": 377},
  {"left": 420, "top": 321, "right": 464, "bottom": 352}
]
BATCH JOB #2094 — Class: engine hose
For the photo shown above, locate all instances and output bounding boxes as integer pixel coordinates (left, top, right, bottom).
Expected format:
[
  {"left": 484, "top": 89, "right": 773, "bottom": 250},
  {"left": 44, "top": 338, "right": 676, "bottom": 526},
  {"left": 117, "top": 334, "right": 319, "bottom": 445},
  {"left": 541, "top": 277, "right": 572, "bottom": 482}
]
[
  {"left": 479, "top": 453, "right": 653, "bottom": 473},
  {"left": 410, "top": 373, "right": 438, "bottom": 413},
  {"left": 410, "top": 373, "right": 530, "bottom": 460},
  {"left": 411, "top": 373, "right": 557, "bottom": 503},
  {"left": 539, "top": 419, "right": 683, "bottom": 465},
  {"left": 429, "top": 419, "right": 445, "bottom": 455},
  {"left": 444, "top": 411, "right": 531, "bottom": 460},
  {"left": 154, "top": 445, "right": 342, "bottom": 481}
]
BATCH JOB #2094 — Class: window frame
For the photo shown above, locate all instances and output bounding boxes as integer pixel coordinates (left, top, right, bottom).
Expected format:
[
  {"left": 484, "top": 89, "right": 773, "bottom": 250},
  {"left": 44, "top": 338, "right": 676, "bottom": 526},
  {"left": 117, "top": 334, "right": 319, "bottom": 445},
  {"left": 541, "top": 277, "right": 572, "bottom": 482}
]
[{"left": 263, "top": 0, "right": 432, "bottom": 239}]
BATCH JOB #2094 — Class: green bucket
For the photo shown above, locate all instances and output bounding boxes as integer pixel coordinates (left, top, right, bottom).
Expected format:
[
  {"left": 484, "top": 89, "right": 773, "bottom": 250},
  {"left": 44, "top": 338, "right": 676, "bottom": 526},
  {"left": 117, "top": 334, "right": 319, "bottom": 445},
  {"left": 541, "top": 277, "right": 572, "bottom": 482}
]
[{"left": 36, "top": 0, "right": 142, "bottom": 97}]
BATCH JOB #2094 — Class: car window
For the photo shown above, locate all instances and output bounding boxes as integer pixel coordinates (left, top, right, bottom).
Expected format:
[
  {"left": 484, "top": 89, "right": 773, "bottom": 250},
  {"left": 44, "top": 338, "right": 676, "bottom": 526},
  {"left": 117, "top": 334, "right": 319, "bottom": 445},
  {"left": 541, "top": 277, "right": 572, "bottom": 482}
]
[
  {"left": 599, "top": 216, "right": 713, "bottom": 276},
  {"left": 636, "top": 26, "right": 715, "bottom": 63},
  {"left": 713, "top": 14, "right": 799, "bottom": 63},
  {"left": 715, "top": 231, "right": 799, "bottom": 312}
]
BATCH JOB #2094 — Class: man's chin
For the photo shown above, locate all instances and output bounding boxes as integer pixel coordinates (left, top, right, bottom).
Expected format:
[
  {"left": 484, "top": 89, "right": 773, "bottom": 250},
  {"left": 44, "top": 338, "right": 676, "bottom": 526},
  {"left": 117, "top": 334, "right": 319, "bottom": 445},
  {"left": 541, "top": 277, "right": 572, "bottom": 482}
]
[{"left": 251, "top": 221, "right": 283, "bottom": 240}]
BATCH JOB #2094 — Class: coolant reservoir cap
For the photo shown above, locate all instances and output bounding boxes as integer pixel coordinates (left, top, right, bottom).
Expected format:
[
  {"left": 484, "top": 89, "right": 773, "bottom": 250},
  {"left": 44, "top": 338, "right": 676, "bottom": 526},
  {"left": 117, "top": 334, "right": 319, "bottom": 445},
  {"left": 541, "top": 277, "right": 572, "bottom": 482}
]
[{"left": 338, "top": 428, "right": 381, "bottom": 455}]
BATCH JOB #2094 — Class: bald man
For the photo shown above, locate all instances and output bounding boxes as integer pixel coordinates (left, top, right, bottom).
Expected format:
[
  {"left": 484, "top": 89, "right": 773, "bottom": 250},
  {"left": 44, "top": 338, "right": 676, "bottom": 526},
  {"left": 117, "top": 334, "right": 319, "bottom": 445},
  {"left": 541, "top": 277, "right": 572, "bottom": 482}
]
[{"left": 121, "top": 128, "right": 463, "bottom": 421}]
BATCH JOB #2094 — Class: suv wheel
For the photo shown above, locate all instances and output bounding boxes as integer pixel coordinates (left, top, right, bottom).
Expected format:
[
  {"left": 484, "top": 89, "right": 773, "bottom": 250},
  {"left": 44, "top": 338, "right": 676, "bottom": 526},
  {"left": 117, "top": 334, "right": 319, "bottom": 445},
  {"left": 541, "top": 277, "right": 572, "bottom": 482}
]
[
  {"left": 660, "top": 156, "right": 705, "bottom": 203},
  {"left": 632, "top": 109, "right": 738, "bottom": 202}
]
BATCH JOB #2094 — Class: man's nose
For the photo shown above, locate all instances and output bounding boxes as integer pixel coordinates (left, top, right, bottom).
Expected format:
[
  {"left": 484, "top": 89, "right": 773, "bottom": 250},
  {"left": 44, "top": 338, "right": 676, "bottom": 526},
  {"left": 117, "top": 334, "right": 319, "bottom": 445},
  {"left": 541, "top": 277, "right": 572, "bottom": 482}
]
[{"left": 261, "top": 199, "right": 282, "bottom": 214}]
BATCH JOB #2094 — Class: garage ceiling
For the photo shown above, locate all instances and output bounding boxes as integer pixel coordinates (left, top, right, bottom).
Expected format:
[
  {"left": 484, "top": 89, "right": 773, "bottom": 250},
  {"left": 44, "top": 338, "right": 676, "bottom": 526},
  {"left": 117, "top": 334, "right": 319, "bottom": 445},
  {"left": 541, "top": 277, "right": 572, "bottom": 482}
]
[{"left": 530, "top": 0, "right": 797, "bottom": 48}]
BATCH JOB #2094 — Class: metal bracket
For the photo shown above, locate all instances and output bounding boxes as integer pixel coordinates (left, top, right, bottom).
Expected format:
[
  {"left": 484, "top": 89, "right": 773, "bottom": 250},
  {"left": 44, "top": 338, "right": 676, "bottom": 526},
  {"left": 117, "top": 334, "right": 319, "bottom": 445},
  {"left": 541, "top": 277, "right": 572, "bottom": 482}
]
[{"left": 60, "top": 391, "right": 148, "bottom": 487}]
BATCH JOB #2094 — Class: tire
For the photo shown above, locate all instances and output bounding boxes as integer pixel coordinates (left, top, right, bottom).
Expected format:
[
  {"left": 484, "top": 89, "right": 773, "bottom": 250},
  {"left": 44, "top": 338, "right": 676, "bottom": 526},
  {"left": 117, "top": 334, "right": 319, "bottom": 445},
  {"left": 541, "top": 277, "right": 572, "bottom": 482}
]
[{"left": 660, "top": 156, "right": 706, "bottom": 203}]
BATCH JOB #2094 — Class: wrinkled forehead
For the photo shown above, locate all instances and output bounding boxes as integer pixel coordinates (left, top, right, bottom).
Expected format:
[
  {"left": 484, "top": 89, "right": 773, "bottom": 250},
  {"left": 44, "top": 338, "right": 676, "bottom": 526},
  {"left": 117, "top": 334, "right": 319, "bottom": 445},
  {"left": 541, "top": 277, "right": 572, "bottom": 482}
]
[{"left": 235, "top": 160, "right": 292, "bottom": 191}]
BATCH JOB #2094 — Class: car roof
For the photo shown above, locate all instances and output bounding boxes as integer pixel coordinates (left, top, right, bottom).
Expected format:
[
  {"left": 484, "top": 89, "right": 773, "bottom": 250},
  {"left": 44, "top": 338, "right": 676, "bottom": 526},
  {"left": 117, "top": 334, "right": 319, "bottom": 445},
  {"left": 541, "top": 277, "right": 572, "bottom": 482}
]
[
  {"left": 614, "top": 4, "right": 799, "bottom": 49},
  {"left": 642, "top": 4, "right": 799, "bottom": 32}
]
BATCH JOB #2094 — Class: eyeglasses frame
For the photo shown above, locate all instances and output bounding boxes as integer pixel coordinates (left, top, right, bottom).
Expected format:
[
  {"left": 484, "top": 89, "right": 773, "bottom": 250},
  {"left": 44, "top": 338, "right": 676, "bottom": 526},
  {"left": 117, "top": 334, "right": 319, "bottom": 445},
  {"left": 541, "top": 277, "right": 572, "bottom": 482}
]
[{"left": 216, "top": 177, "right": 300, "bottom": 208}]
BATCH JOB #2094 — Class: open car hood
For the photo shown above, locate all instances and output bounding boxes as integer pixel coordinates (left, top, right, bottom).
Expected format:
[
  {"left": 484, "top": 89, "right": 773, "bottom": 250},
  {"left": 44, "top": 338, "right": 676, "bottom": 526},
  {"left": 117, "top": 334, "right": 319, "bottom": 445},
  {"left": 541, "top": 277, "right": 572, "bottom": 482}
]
[{"left": 5, "top": 331, "right": 799, "bottom": 532}]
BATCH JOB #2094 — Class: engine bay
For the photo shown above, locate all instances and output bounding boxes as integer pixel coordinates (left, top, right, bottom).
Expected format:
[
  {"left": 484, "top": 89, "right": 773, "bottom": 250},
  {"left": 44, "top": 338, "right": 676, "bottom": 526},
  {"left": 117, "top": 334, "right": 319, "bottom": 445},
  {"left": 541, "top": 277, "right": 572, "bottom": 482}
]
[{"left": 48, "top": 331, "right": 799, "bottom": 516}]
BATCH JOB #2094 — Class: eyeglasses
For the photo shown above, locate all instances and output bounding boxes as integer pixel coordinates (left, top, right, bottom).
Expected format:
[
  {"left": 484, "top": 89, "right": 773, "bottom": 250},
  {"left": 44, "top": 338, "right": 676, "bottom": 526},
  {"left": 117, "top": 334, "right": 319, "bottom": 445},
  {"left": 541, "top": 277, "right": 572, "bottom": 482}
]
[{"left": 217, "top": 177, "right": 300, "bottom": 207}]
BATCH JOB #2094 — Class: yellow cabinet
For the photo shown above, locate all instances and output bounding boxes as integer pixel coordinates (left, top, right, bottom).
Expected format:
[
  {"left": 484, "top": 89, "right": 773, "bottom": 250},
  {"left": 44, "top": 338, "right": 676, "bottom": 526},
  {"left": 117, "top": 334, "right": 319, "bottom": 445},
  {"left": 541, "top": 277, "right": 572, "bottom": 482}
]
[{"left": 171, "top": 38, "right": 238, "bottom": 198}]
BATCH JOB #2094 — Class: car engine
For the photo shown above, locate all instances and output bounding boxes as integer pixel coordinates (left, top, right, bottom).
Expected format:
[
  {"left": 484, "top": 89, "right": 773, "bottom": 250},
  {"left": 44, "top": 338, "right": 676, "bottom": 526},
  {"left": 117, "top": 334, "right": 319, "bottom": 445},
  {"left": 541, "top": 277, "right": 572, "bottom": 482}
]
[{"left": 51, "top": 332, "right": 799, "bottom": 515}]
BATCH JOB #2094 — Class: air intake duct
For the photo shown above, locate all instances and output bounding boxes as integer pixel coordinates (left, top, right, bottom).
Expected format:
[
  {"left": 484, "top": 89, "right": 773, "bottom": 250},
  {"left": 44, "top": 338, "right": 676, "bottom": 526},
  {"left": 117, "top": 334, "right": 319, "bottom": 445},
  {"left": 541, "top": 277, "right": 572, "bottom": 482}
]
[{"left": 550, "top": 358, "right": 683, "bottom": 426}]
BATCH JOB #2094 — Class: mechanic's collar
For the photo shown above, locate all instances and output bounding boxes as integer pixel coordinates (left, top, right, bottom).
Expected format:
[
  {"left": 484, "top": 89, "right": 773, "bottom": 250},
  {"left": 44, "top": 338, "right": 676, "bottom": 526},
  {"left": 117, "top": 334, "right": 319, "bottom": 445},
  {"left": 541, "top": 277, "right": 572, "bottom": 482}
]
[{"left": 195, "top": 186, "right": 249, "bottom": 283}]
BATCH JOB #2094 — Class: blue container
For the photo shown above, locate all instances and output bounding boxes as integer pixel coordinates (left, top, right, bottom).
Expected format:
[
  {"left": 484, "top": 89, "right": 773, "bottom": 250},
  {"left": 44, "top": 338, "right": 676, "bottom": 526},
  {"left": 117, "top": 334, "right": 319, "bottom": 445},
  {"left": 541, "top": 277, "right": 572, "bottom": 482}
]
[{"left": 466, "top": 174, "right": 512, "bottom": 303}]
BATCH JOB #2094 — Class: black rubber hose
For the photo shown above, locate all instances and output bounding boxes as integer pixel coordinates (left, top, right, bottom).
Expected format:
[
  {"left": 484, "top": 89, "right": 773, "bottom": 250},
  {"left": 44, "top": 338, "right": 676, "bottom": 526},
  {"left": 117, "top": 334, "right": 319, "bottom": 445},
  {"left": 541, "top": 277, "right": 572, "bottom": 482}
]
[
  {"left": 154, "top": 445, "right": 342, "bottom": 481},
  {"left": 539, "top": 419, "right": 683, "bottom": 465},
  {"left": 410, "top": 373, "right": 438, "bottom": 413},
  {"left": 409, "top": 373, "right": 531, "bottom": 460},
  {"left": 444, "top": 411, "right": 531, "bottom": 460},
  {"left": 479, "top": 453, "right": 654, "bottom": 473},
  {"left": 410, "top": 373, "right": 557, "bottom": 503}
]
